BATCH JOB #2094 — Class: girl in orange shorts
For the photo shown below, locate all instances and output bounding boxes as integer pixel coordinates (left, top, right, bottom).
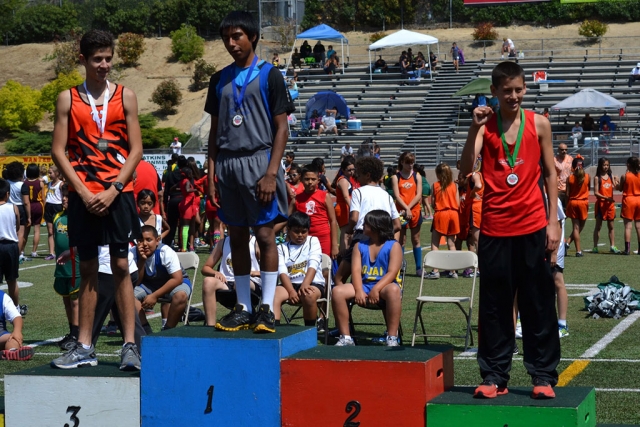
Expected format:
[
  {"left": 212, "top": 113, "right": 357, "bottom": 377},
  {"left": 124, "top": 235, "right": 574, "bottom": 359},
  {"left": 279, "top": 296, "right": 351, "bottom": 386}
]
[
  {"left": 617, "top": 156, "right": 640, "bottom": 255},
  {"left": 592, "top": 157, "right": 621, "bottom": 254},
  {"left": 425, "top": 163, "right": 459, "bottom": 279},
  {"left": 565, "top": 158, "right": 590, "bottom": 257}
]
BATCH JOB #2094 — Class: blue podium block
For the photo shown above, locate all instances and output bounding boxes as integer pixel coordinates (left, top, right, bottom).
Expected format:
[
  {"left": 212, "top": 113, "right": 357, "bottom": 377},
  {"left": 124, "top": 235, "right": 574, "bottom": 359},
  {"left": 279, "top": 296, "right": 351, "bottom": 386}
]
[{"left": 141, "top": 325, "right": 317, "bottom": 427}]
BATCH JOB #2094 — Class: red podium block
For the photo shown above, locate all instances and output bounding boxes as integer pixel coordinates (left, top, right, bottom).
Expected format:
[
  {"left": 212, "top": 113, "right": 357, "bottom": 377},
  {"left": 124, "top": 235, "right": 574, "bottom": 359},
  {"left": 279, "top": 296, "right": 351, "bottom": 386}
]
[{"left": 281, "top": 345, "right": 453, "bottom": 427}]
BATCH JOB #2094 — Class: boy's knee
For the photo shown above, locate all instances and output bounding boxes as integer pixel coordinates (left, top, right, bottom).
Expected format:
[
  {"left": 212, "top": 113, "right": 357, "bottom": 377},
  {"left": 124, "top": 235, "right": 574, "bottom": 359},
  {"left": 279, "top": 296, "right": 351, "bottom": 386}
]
[{"left": 172, "top": 291, "right": 188, "bottom": 305}]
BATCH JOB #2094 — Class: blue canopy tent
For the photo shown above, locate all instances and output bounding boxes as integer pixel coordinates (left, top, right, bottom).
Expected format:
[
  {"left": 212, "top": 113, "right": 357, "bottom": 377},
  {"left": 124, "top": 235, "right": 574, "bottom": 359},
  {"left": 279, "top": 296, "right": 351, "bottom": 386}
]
[
  {"left": 289, "top": 24, "right": 349, "bottom": 74},
  {"left": 305, "top": 91, "right": 350, "bottom": 121}
]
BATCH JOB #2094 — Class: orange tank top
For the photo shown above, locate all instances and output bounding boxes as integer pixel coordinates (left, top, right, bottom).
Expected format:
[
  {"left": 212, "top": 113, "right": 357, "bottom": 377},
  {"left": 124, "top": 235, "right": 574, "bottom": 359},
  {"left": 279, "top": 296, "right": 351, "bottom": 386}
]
[
  {"left": 67, "top": 84, "right": 133, "bottom": 194},
  {"left": 396, "top": 172, "right": 421, "bottom": 218},
  {"left": 623, "top": 172, "right": 640, "bottom": 197},
  {"left": 568, "top": 173, "right": 589, "bottom": 201},
  {"left": 433, "top": 181, "right": 458, "bottom": 212},
  {"left": 597, "top": 175, "right": 614, "bottom": 199}
]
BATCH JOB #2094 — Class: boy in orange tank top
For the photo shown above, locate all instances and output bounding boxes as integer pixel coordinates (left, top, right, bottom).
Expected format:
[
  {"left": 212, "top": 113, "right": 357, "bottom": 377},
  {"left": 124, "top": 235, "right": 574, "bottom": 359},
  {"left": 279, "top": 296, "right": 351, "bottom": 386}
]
[
  {"left": 461, "top": 62, "right": 560, "bottom": 400},
  {"left": 51, "top": 30, "right": 142, "bottom": 370}
]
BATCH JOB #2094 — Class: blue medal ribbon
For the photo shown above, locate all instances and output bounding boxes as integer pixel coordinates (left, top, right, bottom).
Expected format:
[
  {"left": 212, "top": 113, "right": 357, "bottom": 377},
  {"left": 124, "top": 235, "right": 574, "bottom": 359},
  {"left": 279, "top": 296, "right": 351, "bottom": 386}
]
[{"left": 232, "top": 55, "right": 259, "bottom": 115}]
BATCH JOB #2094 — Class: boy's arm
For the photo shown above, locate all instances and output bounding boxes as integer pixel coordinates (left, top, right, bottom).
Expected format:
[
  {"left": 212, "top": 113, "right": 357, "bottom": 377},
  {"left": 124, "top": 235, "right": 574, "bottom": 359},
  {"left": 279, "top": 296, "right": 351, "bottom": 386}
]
[
  {"left": 300, "top": 237, "right": 322, "bottom": 292},
  {"left": 13, "top": 205, "right": 19, "bottom": 233},
  {"left": 9, "top": 316, "right": 23, "bottom": 347},
  {"left": 201, "top": 240, "right": 223, "bottom": 277},
  {"left": 207, "top": 117, "right": 220, "bottom": 208},
  {"left": 259, "top": 112, "right": 288, "bottom": 204},
  {"left": 279, "top": 273, "right": 299, "bottom": 303},
  {"left": 141, "top": 270, "right": 183, "bottom": 309},
  {"left": 537, "top": 114, "right": 559, "bottom": 252},
  {"left": 325, "top": 192, "right": 340, "bottom": 259},
  {"left": 160, "top": 217, "right": 171, "bottom": 240},
  {"left": 461, "top": 107, "right": 491, "bottom": 176}
]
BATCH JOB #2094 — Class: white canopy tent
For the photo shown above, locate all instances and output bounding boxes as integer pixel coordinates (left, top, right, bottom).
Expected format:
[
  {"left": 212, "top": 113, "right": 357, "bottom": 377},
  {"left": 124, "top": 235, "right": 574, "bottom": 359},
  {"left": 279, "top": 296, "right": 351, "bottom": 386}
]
[
  {"left": 368, "top": 29, "right": 439, "bottom": 81},
  {"left": 551, "top": 88, "right": 626, "bottom": 111}
]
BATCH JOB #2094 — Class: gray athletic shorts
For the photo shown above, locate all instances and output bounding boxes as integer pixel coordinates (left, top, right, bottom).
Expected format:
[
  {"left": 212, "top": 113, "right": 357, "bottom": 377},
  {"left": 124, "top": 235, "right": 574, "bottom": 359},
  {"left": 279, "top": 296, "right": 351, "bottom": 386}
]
[{"left": 216, "top": 149, "right": 288, "bottom": 227}]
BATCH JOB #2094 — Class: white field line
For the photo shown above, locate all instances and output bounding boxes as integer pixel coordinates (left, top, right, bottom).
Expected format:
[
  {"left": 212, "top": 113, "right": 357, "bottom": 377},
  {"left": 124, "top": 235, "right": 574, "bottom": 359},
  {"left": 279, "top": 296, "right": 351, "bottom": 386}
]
[
  {"left": 581, "top": 311, "right": 640, "bottom": 358},
  {"left": 19, "top": 263, "right": 54, "bottom": 271}
]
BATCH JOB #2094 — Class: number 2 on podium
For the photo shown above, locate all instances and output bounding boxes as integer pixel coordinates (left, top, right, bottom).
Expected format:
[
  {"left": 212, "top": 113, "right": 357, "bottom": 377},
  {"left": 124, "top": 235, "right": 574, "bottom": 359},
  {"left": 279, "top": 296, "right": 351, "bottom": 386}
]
[{"left": 344, "top": 400, "right": 361, "bottom": 427}]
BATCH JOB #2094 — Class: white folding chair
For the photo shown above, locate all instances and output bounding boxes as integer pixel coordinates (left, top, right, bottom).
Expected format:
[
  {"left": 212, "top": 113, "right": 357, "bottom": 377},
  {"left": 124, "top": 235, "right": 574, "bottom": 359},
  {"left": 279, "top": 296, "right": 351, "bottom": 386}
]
[
  {"left": 176, "top": 252, "right": 200, "bottom": 325},
  {"left": 411, "top": 251, "right": 477, "bottom": 350}
]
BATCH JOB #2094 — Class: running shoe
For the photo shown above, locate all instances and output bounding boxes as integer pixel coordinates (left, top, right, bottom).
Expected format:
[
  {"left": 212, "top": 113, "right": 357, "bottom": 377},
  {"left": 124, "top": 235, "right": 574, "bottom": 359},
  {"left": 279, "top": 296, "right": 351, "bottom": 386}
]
[
  {"left": 371, "top": 331, "right": 388, "bottom": 345},
  {"left": 415, "top": 268, "right": 423, "bottom": 278},
  {"left": 462, "top": 268, "right": 475, "bottom": 278},
  {"left": 474, "top": 380, "right": 508, "bottom": 399},
  {"left": 558, "top": 324, "right": 569, "bottom": 338},
  {"left": 31, "top": 252, "right": 38, "bottom": 258},
  {"left": 1, "top": 347, "right": 34, "bottom": 361},
  {"left": 513, "top": 343, "right": 520, "bottom": 354},
  {"left": 576, "top": 251, "right": 583, "bottom": 257},
  {"left": 252, "top": 304, "right": 276, "bottom": 333},
  {"left": 335, "top": 336, "right": 355, "bottom": 346},
  {"left": 316, "top": 317, "right": 326, "bottom": 333},
  {"left": 445, "top": 270, "right": 458, "bottom": 279},
  {"left": 591, "top": 247, "right": 599, "bottom": 254},
  {"left": 58, "top": 333, "right": 77, "bottom": 350},
  {"left": 610, "top": 246, "right": 621, "bottom": 254},
  {"left": 18, "top": 305, "right": 28, "bottom": 316},
  {"left": 44, "top": 254, "right": 56, "bottom": 261},
  {"left": 425, "top": 271, "right": 440, "bottom": 280},
  {"left": 106, "top": 321, "right": 118, "bottom": 336},
  {"left": 120, "top": 343, "right": 141, "bottom": 371},
  {"left": 51, "top": 343, "right": 98, "bottom": 369},
  {"left": 564, "top": 242, "right": 570, "bottom": 252},
  {"left": 531, "top": 377, "right": 556, "bottom": 399},
  {"left": 386, "top": 336, "right": 400, "bottom": 347},
  {"left": 215, "top": 304, "right": 253, "bottom": 331},
  {"left": 515, "top": 319, "right": 522, "bottom": 339}
]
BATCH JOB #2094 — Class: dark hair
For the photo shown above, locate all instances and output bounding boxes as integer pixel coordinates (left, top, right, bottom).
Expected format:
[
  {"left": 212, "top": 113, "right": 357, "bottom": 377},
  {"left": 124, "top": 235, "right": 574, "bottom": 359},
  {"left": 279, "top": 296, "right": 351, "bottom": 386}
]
[
  {"left": 572, "top": 157, "right": 585, "bottom": 186},
  {"left": 288, "top": 211, "right": 311, "bottom": 230},
  {"left": 170, "top": 153, "right": 179, "bottom": 163},
  {"left": 286, "top": 151, "right": 295, "bottom": 159},
  {"left": 177, "top": 155, "right": 188, "bottom": 169},
  {"left": 332, "top": 156, "right": 356, "bottom": 187},
  {"left": 413, "top": 163, "right": 426, "bottom": 177},
  {"left": 491, "top": 61, "right": 526, "bottom": 88},
  {"left": 596, "top": 157, "right": 612, "bottom": 180},
  {"left": 3, "top": 161, "right": 24, "bottom": 181},
  {"left": 355, "top": 157, "right": 384, "bottom": 183},
  {"left": 140, "top": 224, "right": 159, "bottom": 238},
  {"left": 181, "top": 167, "right": 194, "bottom": 181},
  {"left": 80, "top": 29, "right": 115, "bottom": 59},
  {"left": 137, "top": 189, "right": 157, "bottom": 206},
  {"left": 25, "top": 163, "right": 40, "bottom": 179},
  {"left": 61, "top": 183, "right": 69, "bottom": 195},
  {"left": 363, "top": 210, "right": 394, "bottom": 242},
  {"left": 302, "top": 164, "right": 320, "bottom": 176},
  {"left": 397, "top": 151, "right": 416, "bottom": 169},
  {"left": 0, "top": 179, "right": 9, "bottom": 199},
  {"left": 627, "top": 156, "right": 640, "bottom": 174},
  {"left": 311, "top": 158, "right": 325, "bottom": 169},
  {"left": 219, "top": 11, "right": 260, "bottom": 50},
  {"left": 187, "top": 158, "right": 201, "bottom": 180},
  {"left": 289, "top": 163, "right": 302, "bottom": 175},
  {"left": 387, "top": 166, "right": 396, "bottom": 176}
]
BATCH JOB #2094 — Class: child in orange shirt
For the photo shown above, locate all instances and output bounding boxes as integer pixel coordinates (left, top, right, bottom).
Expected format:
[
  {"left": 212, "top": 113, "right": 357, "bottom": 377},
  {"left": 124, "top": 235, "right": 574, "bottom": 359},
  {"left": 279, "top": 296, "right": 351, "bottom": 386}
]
[
  {"left": 565, "top": 158, "right": 589, "bottom": 257},
  {"left": 616, "top": 156, "right": 640, "bottom": 255},
  {"left": 425, "top": 163, "right": 459, "bottom": 279}
]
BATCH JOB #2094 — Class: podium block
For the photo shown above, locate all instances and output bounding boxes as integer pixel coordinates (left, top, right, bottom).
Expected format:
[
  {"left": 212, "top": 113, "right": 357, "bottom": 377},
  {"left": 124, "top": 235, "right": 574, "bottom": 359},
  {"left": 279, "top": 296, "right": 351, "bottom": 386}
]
[
  {"left": 141, "top": 325, "right": 317, "bottom": 427},
  {"left": 427, "top": 386, "right": 596, "bottom": 427},
  {"left": 281, "top": 345, "right": 453, "bottom": 427},
  {"left": 5, "top": 362, "right": 140, "bottom": 427}
]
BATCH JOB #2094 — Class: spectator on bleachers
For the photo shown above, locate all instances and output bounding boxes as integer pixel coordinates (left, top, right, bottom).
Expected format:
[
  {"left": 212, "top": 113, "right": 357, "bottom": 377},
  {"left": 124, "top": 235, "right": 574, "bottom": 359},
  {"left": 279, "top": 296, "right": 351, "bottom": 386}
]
[
  {"left": 372, "top": 142, "right": 381, "bottom": 159},
  {"left": 291, "top": 48, "right": 302, "bottom": 68},
  {"left": 471, "top": 94, "right": 487, "bottom": 111},
  {"left": 357, "top": 139, "right": 373, "bottom": 158},
  {"left": 323, "top": 53, "right": 339, "bottom": 75},
  {"left": 554, "top": 143, "right": 573, "bottom": 209},
  {"left": 407, "top": 48, "right": 415, "bottom": 66},
  {"left": 429, "top": 52, "right": 438, "bottom": 68},
  {"left": 600, "top": 123, "right": 611, "bottom": 153},
  {"left": 313, "top": 41, "right": 326, "bottom": 65},
  {"left": 628, "top": 63, "right": 640, "bottom": 88},
  {"left": 317, "top": 108, "right": 338, "bottom": 136},
  {"left": 327, "top": 45, "right": 336, "bottom": 60},
  {"left": 300, "top": 40, "right": 312, "bottom": 59},
  {"left": 309, "top": 110, "right": 321, "bottom": 130},
  {"left": 501, "top": 38, "right": 515, "bottom": 59},
  {"left": 570, "top": 122, "right": 583, "bottom": 148},
  {"left": 450, "top": 42, "right": 460, "bottom": 73},
  {"left": 599, "top": 112, "right": 612, "bottom": 130},
  {"left": 415, "top": 52, "right": 428, "bottom": 80},
  {"left": 582, "top": 113, "right": 595, "bottom": 131},
  {"left": 374, "top": 55, "right": 388, "bottom": 73},
  {"left": 341, "top": 143, "right": 353, "bottom": 160},
  {"left": 399, "top": 51, "right": 411, "bottom": 76},
  {"left": 488, "top": 96, "right": 499, "bottom": 112}
]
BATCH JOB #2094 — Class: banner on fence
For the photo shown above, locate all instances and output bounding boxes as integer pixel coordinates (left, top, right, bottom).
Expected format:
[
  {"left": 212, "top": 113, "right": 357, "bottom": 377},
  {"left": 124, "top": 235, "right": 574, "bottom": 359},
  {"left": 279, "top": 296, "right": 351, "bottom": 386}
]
[
  {"left": 0, "top": 156, "right": 53, "bottom": 174},
  {"left": 142, "top": 154, "right": 207, "bottom": 177}
]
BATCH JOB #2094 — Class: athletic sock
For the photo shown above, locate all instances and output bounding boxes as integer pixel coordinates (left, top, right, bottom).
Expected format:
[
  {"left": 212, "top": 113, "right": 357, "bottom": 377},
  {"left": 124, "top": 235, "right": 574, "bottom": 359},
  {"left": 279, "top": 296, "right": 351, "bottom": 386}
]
[
  {"left": 413, "top": 246, "right": 422, "bottom": 269},
  {"left": 70, "top": 324, "right": 79, "bottom": 338},
  {"left": 260, "top": 271, "right": 278, "bottom": 312},
  {"left": 558, "top": 319, "right": 567, "bottom": 327},
  {"left": 235, "top": 275, "right": 253, "bottom": 314},
  {"left": 81, "top": 343, "right": 91, "bottom": 350},
  {"left": 625, "top": 241, "right": 631, "bottom": 253},
  {"left": 275, "top": 320, "right": 281, "bottom": 326},
  {"left": 161, "top": 318, "right": 167, "bottom": 328},
  {"left": 181, "top": 226, "right": 189, "bottom": 251},
  {"left": 213, "top": 231, "right": 221, "bottom": 245},
  {"left": 304, "top": 319, "right": 316, "bottom": 327}
]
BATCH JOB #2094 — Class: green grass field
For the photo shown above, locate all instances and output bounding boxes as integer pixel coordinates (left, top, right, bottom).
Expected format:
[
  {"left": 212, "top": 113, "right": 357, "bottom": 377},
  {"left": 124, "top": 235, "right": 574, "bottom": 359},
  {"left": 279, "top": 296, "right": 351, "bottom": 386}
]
[{"left": 3, "top": 207, "right": 640, "bottom": 425}]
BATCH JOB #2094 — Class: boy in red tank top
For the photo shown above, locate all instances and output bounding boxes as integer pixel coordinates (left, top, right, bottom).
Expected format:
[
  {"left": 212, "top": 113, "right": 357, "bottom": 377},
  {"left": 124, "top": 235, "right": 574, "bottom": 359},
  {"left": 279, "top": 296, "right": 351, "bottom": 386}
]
[
  {"left": 50, "top": 30, "right": 142, "bottom": 370},
  {"left": 461, "top": 62, "right": 560, "bottom": 400}
]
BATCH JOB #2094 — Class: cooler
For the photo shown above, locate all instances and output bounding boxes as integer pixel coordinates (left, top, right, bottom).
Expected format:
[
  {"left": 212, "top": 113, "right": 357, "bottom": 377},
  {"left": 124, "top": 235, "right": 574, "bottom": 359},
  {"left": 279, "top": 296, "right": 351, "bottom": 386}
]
[{"left": 347, "top": 119, "right": 362, "bottom": 130}]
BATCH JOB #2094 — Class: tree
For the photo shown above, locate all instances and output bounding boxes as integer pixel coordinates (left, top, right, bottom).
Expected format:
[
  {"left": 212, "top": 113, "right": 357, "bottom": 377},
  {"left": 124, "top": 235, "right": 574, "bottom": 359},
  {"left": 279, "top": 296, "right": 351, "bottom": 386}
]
[
  {"left": 170, "top": 24, "right": 204, "bottom": 63},
  {"left": 151, "top": 79, "right": 182, "bottom": 114},
  {"left": 40, "top": 70, "right": 85, "bottom": 116},
  {"left": 0, "top": 81, "right": 43, "bottom": 131},
  {"left": 117, "top": 32, "right": 146, "bottom": 66}
]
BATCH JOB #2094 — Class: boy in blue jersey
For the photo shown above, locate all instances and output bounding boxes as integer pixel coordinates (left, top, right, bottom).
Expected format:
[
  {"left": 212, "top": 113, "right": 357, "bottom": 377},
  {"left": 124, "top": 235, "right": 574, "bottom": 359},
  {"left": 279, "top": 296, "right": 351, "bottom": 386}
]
[{"left": 205, "top": 11, "right": 294, "bottom": 333}]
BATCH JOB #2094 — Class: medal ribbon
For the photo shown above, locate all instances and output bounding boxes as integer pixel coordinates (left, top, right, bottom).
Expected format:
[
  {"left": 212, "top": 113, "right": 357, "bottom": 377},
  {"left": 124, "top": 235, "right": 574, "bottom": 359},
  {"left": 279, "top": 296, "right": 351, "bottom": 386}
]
[
  {"left": 83, "top": 80, "right": 110, "bottom": 136},
  {"left": 232, "top": 55, "right": 259, "bottom": 114},
  {"left": 497, "top": 108, "right": 525, "bottom": 169}
]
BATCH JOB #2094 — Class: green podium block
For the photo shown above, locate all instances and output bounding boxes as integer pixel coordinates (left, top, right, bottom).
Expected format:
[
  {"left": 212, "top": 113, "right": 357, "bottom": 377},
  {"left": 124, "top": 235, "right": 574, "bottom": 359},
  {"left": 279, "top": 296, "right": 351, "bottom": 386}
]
[{"left": 427, "top": 386, "right": 596, "bottom": 427}]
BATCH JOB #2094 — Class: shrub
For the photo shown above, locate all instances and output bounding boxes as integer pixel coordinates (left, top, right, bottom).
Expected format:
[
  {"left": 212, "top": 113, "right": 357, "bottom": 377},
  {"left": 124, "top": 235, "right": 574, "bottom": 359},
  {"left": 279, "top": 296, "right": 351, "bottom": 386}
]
[
  {"left": 44, "top": 29, "right": 83, "bottom": 77},
  {"left": 272, "top": 17, "right": 297, "bottom": 51},
  {"left": 40, "top": 70, "right": 84, "bottom": 116},
  {"left": 138, "top": 113, "right": 159, "bottom": 130},
  {"left": 141, "top": 127, "right": 189, "bottom": 149},
  {"left": 150, "top": 79, "right": 182, "bottom": 114},
  {"left": 0, "top": 81, "right": 43, "bottom": 131},
  {"left": 578, "top": 19, "right": 608, "bottom": 39},
  {"left": 369, "top": 32, "right": 385, "bottom": 44},
  {"left": 170, "top": 24, "right": 204, "bottom": 63},
  {"left": 191, "top": 59, "right": 216, "bottom": 91},
  {"left": 5, "top": 131, "right": 52, "bottom": 155},
  {"left": 472, "top": 22, "right": 499, "bottom": 41},
  {"left": 117, "top": 33, "right": 146, "bottom": 67},
  {"left": 10, "top": 3, "right": 78, "bottom": 44}
]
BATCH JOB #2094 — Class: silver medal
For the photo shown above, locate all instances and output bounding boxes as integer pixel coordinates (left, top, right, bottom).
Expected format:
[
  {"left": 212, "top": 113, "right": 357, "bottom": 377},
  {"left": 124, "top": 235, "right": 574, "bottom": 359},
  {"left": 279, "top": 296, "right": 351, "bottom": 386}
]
[
  {"left": 232, "top": 114, "right": 243, "bottom": 127},
  {"left": 506, "top": 173, "right": 519, "bottom": 186}
]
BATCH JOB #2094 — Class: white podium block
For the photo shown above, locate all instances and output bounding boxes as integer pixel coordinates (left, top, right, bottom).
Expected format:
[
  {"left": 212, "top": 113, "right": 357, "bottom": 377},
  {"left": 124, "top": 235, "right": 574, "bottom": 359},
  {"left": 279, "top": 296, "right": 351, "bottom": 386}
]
[{"left": 5, "top": 362, "right": 139, "bottom": 427}]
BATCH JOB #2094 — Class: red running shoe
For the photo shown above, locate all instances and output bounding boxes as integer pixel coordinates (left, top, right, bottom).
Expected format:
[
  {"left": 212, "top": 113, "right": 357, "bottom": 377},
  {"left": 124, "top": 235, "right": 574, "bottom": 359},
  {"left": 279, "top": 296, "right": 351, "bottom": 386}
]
[
  {"left": 474, "top": 380, "right": 509, "bottom": 398},
  {"left": 532, "top": 377, "right": 556, "bottom": 399},
  {"left": 1, "top": 346, "right": 34, "bottom": 361}
]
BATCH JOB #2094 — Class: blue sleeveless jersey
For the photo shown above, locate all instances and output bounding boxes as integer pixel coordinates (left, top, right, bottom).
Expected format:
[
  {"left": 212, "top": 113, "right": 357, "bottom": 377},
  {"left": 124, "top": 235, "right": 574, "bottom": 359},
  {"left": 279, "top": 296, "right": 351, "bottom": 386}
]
[{"left": 358, "top": 240, "right": 401, "bottom": 293}]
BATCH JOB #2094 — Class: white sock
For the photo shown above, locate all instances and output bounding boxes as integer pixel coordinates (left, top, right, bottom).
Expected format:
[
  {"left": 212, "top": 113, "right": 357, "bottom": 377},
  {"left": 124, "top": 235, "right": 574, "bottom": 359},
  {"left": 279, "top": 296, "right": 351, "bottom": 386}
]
[
  {"left": 235, "top": 275, "right": 252, "bottom": 314},
  {"left": 161, "top": 318, "right": 167, "bottom": 328},
  {"left": 81, "top": 343, "right": 91, "bottom": 350},
  {"left": 341, "top": 335, "right": 352, "bottom": 341},
  {"left": 260, "top": 271, "right": 278, "bottom": 311},
  {"left": 558, "top": 319, "right": 567, "bottom": 327}
]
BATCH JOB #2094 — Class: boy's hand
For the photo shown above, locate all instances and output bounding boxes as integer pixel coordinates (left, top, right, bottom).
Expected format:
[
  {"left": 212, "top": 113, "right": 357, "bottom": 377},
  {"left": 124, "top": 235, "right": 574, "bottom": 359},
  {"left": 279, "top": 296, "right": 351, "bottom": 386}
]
[
  {"left": 257, "top": 173, "right": 277, "bottom": 204},
  {"left": 331, "top": 244, "right": 339, "bottom": 260},
  {"left": 546, "top": 221, "right": 560, "bottom": 252},
  {"left": 57, "top": 250, "right": 71, "bottom": 264},
  {"left": 354, "top": 289, "right": 367, "bottom": 306},
  {"left": 86, "top": 189, "right": 118, "bottom": 216},
  {"left": 142, "top": 294, "right": 158, "bottom": 310},
  {"left": 288, "top": 289, "right": 300, "bottom": 304},
  {"left": 471, "top": 106, "right": 493, "bottom": 128},
  {"left": 213, "top": 271, "right": 227, "bottom": 283},
  {"left": 7, "top": 332, "right": 23, "bottom": 349},
  {"left": 367, "top": 288, "right": 380, "bottom": 305},
  {"left": 136, "top": 241, "right": 148, "bottom": 261}
]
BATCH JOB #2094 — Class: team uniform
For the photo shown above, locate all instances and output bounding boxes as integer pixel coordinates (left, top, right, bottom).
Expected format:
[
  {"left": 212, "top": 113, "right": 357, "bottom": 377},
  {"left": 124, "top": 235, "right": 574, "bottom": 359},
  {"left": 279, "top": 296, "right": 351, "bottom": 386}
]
[
  {"left": 358, "top": 240, "right": 401, "bottom": 294},
  {"left": 204, "top": 58, "right": 294, "bottom": 226},
  {"left": 565, "top": 174, "right": 590, "bottom": 221},
  {"left": 21, "top": 178, "right": 44, "bottom": 225},
  {"left": 0, "top": 203, "right": 19, "bottom": 283},
  {"left": 396, "top": 172, "right": 422, "bottom": 229},
  {"left": 295, "top": 189, "right": 332, "bottom": 256},
  {"left": 133, "top": 243, "right": 192, "bottom": 302},
  {"left": 133, "top": 160, "right": 162, "bottom": 215},
  {"left": 44, "top": 180, "right": 63, "bottom": 224},
  {"left": 556, "top": 198, "right": 566, "bottom": 272},
  {"left": 621, "top": 172, "right": 640, "bottom": 220},
  {"left": 66, "top": 83, "right": 141, "bottom": 259},
  {"left": 421, "top": 175, "right": 431, "bottom": 198},
  {"left": 277, "top": 236, "right": 325, "bottom": 295},
  {"left": 7, "top": 180, "right": 26, "bottom": 226},
  {"left": 432, "top": 182, "right": 460, "bottom": 236},
  {"left": 334, "top": 175, "right": 359, "bottom": 227},
  {"left": 178, "top": 178, "right": 198, "bottom": 221},
  {"left": 0, "top": 290, "right": 21, "bottom": 337},
  {"left": 139, "top": 214, "right": 163, "bottom": 237},
  {"left": 595, "top": 175, "right": 616, "bottom": 220},
  {"left": 218, "top": 236, "right": 262, "bottom": 289},
  {"left": 477, "top": 109, "right": 560, "bottom": 388},
  {"left": 52, "top": 210, "right": 81, "bottom": 297}
]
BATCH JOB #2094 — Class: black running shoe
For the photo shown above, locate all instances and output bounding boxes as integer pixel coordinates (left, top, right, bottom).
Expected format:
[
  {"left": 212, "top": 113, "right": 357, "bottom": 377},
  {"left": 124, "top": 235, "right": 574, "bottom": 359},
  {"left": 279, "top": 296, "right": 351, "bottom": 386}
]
[
  {"left": 214, "top": 304, "right": 253, "bottom": 331},
  {"left": 251, "top": 304, "right": 276, "bottom": 333},
  {"left": 58, "top": 334, "right": 77, "bottom": 351}
]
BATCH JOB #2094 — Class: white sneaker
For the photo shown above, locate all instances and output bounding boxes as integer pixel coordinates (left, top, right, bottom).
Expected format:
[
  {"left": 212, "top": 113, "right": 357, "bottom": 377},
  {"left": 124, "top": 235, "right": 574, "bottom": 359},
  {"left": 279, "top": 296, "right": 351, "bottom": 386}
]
[
  {"left": 515, "top": 319, "right": 522, "bottom": 339},
  {"left": 335, "top": 335, "right": 355, "bottom": 346},
  {"left": 386, "top": 336, "right": 400, "bottom": 347}
]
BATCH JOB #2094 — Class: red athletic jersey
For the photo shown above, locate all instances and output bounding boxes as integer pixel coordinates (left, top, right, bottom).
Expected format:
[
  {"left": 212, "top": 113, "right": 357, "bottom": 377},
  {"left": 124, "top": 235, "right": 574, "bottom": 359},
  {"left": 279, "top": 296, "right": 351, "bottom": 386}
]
[
  {"left": 480, "top": 109, "right": 548, "bottom": 237},
  {"left": 433, "top": 181, "right": 459, "bottom": 212},
  {"left": 134, "top": 160, "right": 160, "bottom": 214},
  {"left": 568, "top": 174, "right": 589, "bottom": 201},
  {"left": 295, "top": 189, "right": 331, "bottom": 255},
  {"left": 67, "top": 84, "right": 133, "bottom": 194}
]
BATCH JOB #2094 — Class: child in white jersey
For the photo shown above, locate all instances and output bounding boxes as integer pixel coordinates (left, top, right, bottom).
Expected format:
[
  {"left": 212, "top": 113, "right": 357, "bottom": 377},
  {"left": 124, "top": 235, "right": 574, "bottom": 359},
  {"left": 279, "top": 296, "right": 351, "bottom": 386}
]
[{"left": 0, "top": 179, "right": 22, "bottom": 313}]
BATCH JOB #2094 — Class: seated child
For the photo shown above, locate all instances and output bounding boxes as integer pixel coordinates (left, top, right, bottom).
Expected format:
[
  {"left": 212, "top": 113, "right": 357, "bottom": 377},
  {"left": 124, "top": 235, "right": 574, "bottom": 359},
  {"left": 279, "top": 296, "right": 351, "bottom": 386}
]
[
  {"left": 133, "top": 225, "right": 191, "bottom": 330},
  {"left": 0, "top": 289, "right": 33, "bottom": 360},
  {"left": 202, "top": 229, "right": 262, "bottom": 327},
  {"left": 273, "top": 212, "right": 326, "bottom": 329},
  {"left": 332, "top": 210, "right": 403, "bottom": 347}
]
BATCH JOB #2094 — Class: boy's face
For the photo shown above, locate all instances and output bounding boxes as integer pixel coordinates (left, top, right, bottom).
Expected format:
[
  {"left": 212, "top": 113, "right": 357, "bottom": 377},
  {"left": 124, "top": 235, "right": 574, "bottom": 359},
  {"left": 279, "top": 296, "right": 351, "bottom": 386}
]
[
  {"left": 288, "top": 226, "right": 309, "bottom": 245},
  {"left": 139, "top": 231, "right": 160, "bottom": 256},
  {"left": 491, "top": 76, "right": 526, "bottom": 113},
  {"left": 302, "top": 172, "right": 319, "bottom": 192},
  {"left": 222, "top": 26, "right": 256, "bottom": 63},
  {"left": 286, "top": 155, "right": 294, "bottom": 164},
  {"left": 80, "top": 47, "right": 113, "bottom": 82},
  {"left": 289, "top": 171, "right": 300, "bottom": 184},
  {"left": 61, "top": 193, "right": 69, "bottom": 210}
]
